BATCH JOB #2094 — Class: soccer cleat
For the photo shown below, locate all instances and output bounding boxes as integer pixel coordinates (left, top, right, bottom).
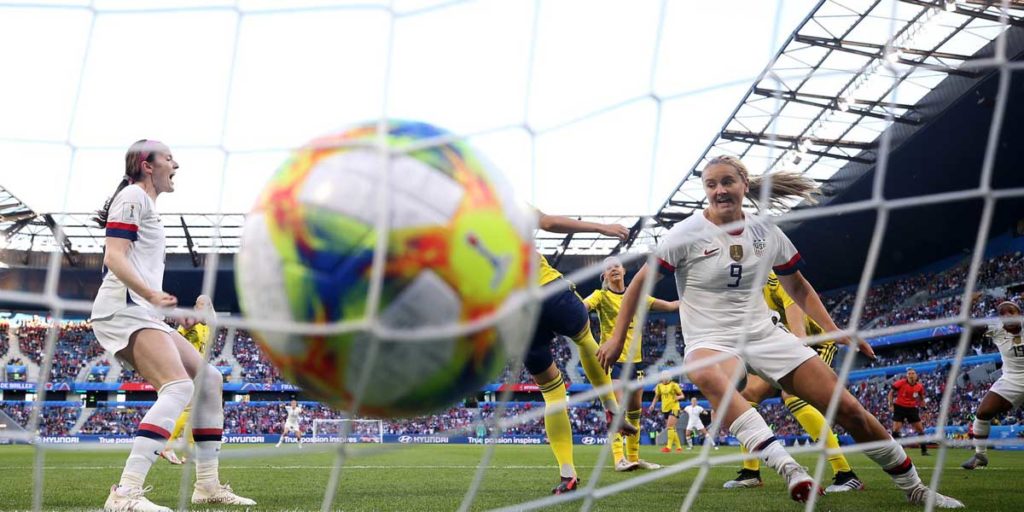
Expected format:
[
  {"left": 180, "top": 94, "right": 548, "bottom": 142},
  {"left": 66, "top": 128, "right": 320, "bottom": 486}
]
[
  {"left": 634, "top": 459, "right": 662, "bottom": 470},
  {"left": 907, "top": 485, "right": 965, "bottom": 508},
  {"left": 961, "top": 453, "right": 989, "bottom": 470},
  {"left": 552, "top": 476, "right": 580, "bottom": 495},
  {"left": 104, "top": 484, "right": 172, "bottom": 512},
  {"left": 723, "top": 469, "right": 764, "bottom": 489},
  {"left": 661, "top": 447, "right": 671, "bottom": 453},
  {"left": 615, "top": 458, "right": 640, "bottom": 472},
  {"left": 191, "top": 482, "right": 257, "bottom": 506},
  {"left": 605, "top": 410, "right": 638, "bottom": 436},
  {"left": 824, "top": 470, "right": 864, "bottom": 493},
  {"left": 158, "top": 448, "right": 184, "bottom": 465},
  {"left": 676, "top": 448, "right": 684, "bottom": 452},
  {"left": 782, "top": 463, "right": 821, "bottom": 503}
]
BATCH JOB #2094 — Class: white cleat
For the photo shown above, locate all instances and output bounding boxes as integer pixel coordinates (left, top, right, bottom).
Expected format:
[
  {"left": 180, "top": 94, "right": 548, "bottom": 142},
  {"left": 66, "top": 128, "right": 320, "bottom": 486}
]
[
  {"left": 907, "top": 485, "right": 965, "bottom": 509},
  {"left": 192, "top": 482, "right": 257, "bottom": 506},
  {"left": 614, "top": 458, "right": 640, "bottom": 472},
  {"left": 782, "top": 463, "right": 820, "bottom": 503},
  {"left": 635, "top": 459, "right": 662, "bottom": 470},
  {"left": 104, "top": 484, "right": 172, "bottom": 512}
]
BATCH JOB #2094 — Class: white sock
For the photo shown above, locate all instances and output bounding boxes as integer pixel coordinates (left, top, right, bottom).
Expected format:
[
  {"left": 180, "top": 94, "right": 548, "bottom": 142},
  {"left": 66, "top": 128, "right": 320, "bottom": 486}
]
[
  {"left": 730, "top": 408, "right": 797, "bottom": 475},
  {"left": 119, "top": 379, "right": 193, "bottom": 489},
  {"left": 973, "top": 418, "right": 990, "bottom": 455},
  {"left": 863, "top": 440, "right": 921, "bottom": 491},
  {"left": 191, "top": 365, "right": 224, "bottom": 486}
]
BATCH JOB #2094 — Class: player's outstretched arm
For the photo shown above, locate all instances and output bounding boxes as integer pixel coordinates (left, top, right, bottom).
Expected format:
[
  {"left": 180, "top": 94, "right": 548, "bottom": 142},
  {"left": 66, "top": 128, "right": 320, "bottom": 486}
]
[
  {"left": 783, "top": 302, "right": 807, "bottom": 338},
  {"left": 650, "top": 298, "right": 679, "bottom": 312},
  {"left": 777, "top": 270, "right": 873, "bottom": 359},
  {"left": 597, "top": 263, "right": 661, "bottom": 369},
  {"left": 536, "top": 210, "right": 629, "bottom": 240}
]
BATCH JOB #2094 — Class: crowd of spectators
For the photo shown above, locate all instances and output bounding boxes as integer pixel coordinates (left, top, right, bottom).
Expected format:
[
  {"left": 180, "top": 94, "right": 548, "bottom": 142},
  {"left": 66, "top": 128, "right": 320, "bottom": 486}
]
[
  {"left": 16, "top": 320, "right": 103, "bottom": 382},
  {"left": 233, "top": 330, "right": 283, "bottom": 384},
  {"left": 1, "top": 403, "right": 82, "bottom": 436}
]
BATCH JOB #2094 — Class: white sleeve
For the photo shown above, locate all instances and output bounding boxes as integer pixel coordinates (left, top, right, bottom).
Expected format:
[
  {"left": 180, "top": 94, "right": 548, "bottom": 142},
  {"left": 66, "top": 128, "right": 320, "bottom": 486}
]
[
  {"left": 654, "top": 224, "right": 691, "bottom": 277},
  {"left": 770, "top": 225, "right": 804, "bottom": 276},
  {"left": 104, "top": 186, "right": 148, "bottom": 242}
]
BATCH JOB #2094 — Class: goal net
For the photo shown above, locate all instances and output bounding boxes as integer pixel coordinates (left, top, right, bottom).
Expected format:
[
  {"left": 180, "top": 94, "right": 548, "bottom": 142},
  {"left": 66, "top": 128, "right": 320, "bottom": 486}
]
[
  {"left": 1, "top": 1, "right": 1023, "bottom": 512},
  {"left": 312, "top": 419, "right": 384, "bottom": 444}
]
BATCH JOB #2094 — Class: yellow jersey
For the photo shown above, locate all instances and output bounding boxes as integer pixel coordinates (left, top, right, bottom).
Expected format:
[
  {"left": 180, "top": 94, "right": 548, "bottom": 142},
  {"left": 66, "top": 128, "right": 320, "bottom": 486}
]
[
  {"left": 763, "top": 272, "right": 830, "bottom": 344},
  {"left": 583, "top": 289, "right": 656, "bottom": 363},
  {"left": 538, "top": 252, "right": 562, "bottom": 286},
  {"left": 177, "top": 323, "right": 210, "bottom": 356},
  {"left": 654, "top": 381, "right": 682, "bottom": 413}
]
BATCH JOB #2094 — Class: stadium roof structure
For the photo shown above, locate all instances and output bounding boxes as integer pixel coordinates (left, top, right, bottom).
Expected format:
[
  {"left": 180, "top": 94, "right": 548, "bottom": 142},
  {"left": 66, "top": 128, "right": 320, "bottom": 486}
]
[{"left": 1, "top": 0, "right": 1022, "bottom": 261}]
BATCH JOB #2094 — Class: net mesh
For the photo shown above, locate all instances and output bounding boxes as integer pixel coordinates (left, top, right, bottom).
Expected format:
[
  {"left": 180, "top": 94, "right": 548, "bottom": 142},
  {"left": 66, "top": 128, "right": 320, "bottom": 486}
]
[{"left": 1, "top": 1, "right": 1024, "bottom": 511}]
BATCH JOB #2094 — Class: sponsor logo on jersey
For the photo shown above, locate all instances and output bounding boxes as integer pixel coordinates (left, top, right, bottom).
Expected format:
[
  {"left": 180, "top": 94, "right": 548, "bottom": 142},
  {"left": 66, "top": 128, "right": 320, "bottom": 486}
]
[
  {"left": 703, "top": 248, "right": 719, "bottom": 257},
  {"left": 729, "top": 245, "right": 743, "bottom": 262}
]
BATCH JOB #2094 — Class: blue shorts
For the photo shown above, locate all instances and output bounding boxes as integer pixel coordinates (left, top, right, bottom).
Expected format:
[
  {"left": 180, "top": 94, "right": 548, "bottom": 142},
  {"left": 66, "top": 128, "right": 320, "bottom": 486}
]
[
  {"left": 523, "top": 280, "right": 589, "bottom": 376},
  {"left": 610, "top": 361, "right": 646, "bottom": 381}
]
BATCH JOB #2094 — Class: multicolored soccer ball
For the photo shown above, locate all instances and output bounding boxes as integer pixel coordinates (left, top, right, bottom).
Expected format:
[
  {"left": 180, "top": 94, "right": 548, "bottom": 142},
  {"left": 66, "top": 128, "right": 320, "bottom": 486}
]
[{"left": 235, "top": 120, "right": 535, "bottom": 418}]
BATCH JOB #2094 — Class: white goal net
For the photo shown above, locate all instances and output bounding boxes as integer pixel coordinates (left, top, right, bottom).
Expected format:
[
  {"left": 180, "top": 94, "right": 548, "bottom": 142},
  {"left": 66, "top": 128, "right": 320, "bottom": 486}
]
[{"left": 1, "top": 1, "right": 1024, "bottom": 512}]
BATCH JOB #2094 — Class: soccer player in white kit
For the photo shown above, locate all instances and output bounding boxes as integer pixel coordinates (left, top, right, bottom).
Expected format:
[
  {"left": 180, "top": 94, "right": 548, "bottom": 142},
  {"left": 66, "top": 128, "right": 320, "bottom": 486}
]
[
  {"left": 683, "top": 397, "right": 716, "bottom": 450},
  {"left": 962, "top": 300, "right": 1024, "bottom": 469},
  {"left": 90, "top": 140, "right": 255, "bottom": 512},
  {"left": 597, "top": 156, "right": 962, "bottom": 507},
  {"left": 276, "top": 399, "right": 305, "bottom": 448}
]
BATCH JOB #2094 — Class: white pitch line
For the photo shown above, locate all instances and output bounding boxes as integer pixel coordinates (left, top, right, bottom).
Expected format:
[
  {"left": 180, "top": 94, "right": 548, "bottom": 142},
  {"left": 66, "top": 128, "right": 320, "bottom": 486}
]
[{"left": 8, "top": 464, "right": 1015, "bottom": 471}]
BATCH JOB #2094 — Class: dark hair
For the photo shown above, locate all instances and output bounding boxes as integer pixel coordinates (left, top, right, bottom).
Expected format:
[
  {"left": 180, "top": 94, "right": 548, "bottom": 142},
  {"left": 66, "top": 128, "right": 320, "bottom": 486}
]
[{"left": 93, "top": 139, "right": 159, "bottom": 228}]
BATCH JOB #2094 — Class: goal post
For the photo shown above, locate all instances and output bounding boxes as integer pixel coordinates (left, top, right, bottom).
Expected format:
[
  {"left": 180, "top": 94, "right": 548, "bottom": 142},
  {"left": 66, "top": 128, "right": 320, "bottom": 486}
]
[{"left": 311, "top": 419, "right": 384, "bottom": 444}]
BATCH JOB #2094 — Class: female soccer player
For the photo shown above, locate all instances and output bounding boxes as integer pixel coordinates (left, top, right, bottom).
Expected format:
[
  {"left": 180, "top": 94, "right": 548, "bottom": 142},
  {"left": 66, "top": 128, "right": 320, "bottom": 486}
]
[
  {"left": 90, "top": 140, "right": 254, "bottom": 511},
  {"left": 275, "top": 399, "right": 305, "bottom": 448},
  {"left": 648, "top": 376, "right": 684, "bottom": 452},
  {"left": 584, "top": 256, "right": 677, "bottom": 471},
  {"left": 528, "top": 211, "right": 636, "bottom": 495},
  {"left": 682, "top": 397, "right": 717, "bottom": 450},
  {"left": 597, "top": 155, "right": 963, "bottom": 507},
  {"left": 889, "top": 368, "right": 929, "bottom": 456},
  {"left": 723, "top": 273, "right": 863, "bottom": 492},
  {"left": 962, "top": 300, "right": 1023, "bottom": 470}
]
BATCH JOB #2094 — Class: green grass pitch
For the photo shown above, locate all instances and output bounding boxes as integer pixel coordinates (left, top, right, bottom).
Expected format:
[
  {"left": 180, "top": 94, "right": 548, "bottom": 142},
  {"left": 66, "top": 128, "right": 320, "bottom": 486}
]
[{"left": 0, "top": 444, "right": 1017, "bottom": 511}]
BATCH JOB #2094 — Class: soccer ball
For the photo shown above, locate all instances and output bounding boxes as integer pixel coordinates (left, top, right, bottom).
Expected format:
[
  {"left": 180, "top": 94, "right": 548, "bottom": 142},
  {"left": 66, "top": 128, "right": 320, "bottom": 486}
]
[{"left": 235, "top": 120, "right": 535, "bottom": 418}]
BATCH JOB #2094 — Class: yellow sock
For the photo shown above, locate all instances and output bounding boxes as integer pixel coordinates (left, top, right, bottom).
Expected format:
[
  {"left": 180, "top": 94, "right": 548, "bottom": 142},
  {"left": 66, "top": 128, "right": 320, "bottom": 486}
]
[
  {"left": 612, "top": 432, "right": 625, "bottom": 463},
  {"left": 571, "top": 326, "right": 619, "bottom": 411},
  {"left": 667, "top": 429, "right": 680, "bottom": 450},
  {"left": 626, "top": 409, "right": 641, "bottom": 462},
  {"left": 784, "top": 396, "right": 852, "bottom": 475},
  {"left": 169, "top": 406, "right": 191, "bottom": 445},
  {"left": 540, "top": 373, "right": 575, "bottom": 478},
  {"left": 741, "top": 401, "right": 761, "bottom": 471}
]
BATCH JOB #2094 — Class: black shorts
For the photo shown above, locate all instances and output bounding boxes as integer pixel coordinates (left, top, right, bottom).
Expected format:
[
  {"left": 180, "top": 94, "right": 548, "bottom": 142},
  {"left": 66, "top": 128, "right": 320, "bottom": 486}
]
[
  {"left": 523, "top": 280, "right": 589, "bottom": 376},
  {"left": 611, "top": 361, "right": 646, "bottom": 381},
  {"left": 662, "top": 409, "right": 679, "bottom": 421},
  {"left": 892, "top": 404, "right": 921, "bottom": 424}
]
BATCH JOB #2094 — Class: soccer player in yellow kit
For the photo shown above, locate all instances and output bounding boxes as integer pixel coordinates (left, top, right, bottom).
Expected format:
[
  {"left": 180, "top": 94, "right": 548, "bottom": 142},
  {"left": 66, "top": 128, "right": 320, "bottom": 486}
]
[
  {"left": 159, "top": 295, "right": 213, "bottom": 465},
  {"left": 722, "top": 272, "right": 863, "bottom": 493},
  {"left": 649, "top": 377, "right": 684, "bottom": 452},
  {"left": 528, "top": 212, "right": 638, "bottom": 495},
  {"left": 584, "top": 256, "right": 678, "bottom": 471}
]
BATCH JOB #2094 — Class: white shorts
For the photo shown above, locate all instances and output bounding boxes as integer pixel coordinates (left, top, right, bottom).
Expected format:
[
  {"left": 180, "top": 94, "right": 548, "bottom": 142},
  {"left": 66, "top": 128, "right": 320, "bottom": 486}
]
[
  {"left": 684, "top": 326, "right": 817, "bottom": 383},
  {"left": 91, "top": 306, "right": 175, "bottom": 366},
  {"left": 686, "top": 420, "right": 704, "bottom": 431},
  {"left": 284, "top": 421, "right": 300, "bottom": 432},
  {"left": 989, "top": 375, "right": 1024, "bottom": 408}
]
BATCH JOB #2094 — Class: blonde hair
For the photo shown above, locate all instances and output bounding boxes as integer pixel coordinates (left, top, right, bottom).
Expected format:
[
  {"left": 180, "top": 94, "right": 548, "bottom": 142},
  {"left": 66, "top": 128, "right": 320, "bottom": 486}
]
[
  {"left": 601, "top": 256, "right": 623, "bottom": 290},
  {"left": 705, "top": 155, "right": 820, "bottom": 210}
]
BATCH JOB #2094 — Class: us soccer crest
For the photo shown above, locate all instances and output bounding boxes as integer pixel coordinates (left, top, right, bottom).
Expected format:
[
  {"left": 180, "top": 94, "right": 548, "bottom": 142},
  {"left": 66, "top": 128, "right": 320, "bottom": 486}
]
[
  {"left": 753, "top": 238, "right": 766, "bottom": 257},
  {"left": 729, "top": 245, "right": 743, "bottom": 262}
]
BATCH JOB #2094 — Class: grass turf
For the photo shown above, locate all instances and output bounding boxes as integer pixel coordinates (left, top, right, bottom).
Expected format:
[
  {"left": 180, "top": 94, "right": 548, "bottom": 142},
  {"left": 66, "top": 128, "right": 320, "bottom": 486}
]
[{"left": 0, "top": 444, "right": 1016, "bottom": 511}]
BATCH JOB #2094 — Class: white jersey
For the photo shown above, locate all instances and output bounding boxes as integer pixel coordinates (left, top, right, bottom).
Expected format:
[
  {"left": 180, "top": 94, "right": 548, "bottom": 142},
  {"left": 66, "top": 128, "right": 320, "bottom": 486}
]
[
  {"left": 988, "top": 326, "right": 1024, "bottom": 378},
  {"left": 285, "top": 405, "right": 302, "bottom": 424},
  {"left": 684, "top": 404, "right": 705, "bottom": 424},
  {"left": 91, "top": 185, "right": 165, "bottom": 320},
  {"left": 655, "top": 213, "right": 803, "bottom": 346}
]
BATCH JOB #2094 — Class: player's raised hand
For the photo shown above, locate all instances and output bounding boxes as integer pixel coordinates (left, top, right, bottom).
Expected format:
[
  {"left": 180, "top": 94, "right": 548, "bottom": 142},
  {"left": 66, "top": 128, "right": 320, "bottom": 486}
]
[
  {"left": 598, "top": 223, "right": 629, "bottom": 241},
  {"left": 837, "top": 334, "right": 875, "bottom": 359}
]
